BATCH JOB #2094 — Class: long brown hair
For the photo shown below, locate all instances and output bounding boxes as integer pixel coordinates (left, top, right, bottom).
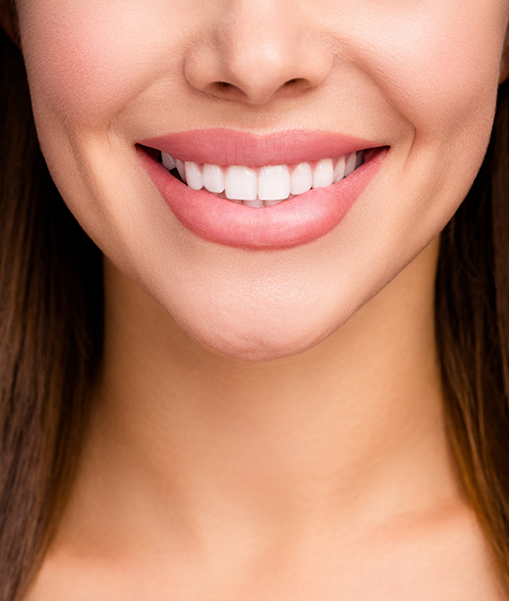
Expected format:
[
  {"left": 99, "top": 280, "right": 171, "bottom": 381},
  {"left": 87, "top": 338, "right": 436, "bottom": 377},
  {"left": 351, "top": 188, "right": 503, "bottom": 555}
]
[
  {"left": 436, "top": 79, "right": 509, "bottom": 583},
  {"left": 2, "top": 11, "right": 509, "bottom": 601},
  {"left": 0, "top": 26, "right": 103, "bottom": 601}
]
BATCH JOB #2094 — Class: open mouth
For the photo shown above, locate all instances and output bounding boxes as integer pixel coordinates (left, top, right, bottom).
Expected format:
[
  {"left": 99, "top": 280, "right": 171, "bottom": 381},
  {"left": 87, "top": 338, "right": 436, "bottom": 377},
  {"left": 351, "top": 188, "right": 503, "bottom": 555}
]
[
  {"left": 142, "top": 147, "right": 369, "bottom": 208},
  {"left": 138, "top": 129, "right": 387, "bottom": 249}
]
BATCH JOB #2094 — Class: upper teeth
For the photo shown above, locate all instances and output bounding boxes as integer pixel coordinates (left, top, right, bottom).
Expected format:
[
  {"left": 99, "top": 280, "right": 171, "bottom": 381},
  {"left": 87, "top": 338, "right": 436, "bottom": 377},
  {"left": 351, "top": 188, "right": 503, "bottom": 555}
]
[{"left": 161, "top": 151, "right": 364, "bottom": 207}]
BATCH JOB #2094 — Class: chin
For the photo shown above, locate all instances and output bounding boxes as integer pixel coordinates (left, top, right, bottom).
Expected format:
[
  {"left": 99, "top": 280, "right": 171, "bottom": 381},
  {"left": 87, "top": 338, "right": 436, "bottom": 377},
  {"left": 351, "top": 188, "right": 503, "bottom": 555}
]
[
  {"left": 192, "top": 331, "right": 327, "bottom": 363},
  {"left": 180, "top": 312, "right": 336, "bottom": 362}
]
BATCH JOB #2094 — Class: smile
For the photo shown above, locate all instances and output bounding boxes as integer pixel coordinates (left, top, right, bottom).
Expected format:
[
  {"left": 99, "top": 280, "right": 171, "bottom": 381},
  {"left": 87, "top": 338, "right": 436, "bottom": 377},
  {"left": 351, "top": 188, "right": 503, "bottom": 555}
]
[
  {"left": 159, "top": 151, "right": 365, "bottom": 208},
  {"left": 139, "top": 129, "right": 387, "bottom": 250}
]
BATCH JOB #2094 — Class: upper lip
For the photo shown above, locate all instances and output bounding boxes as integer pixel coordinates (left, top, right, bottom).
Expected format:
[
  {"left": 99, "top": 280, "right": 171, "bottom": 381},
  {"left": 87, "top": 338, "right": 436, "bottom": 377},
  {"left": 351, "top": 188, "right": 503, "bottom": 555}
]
[{"left": 140, "top": 128, "right": 382, "bottom": 167}]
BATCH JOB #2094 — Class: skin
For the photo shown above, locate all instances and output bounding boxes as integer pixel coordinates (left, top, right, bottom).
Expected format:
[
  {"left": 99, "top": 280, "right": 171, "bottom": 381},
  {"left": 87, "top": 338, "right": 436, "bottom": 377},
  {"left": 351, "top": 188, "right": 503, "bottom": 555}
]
[{"left": 3, "top": 0, "right": 509, "bottom": 598}]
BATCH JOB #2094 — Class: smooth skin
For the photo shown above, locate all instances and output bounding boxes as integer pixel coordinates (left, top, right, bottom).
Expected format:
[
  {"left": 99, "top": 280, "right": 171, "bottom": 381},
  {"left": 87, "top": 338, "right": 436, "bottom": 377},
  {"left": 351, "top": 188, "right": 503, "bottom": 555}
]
[{"left": 3, "top": 0, "right": 509, "bottom": 598}]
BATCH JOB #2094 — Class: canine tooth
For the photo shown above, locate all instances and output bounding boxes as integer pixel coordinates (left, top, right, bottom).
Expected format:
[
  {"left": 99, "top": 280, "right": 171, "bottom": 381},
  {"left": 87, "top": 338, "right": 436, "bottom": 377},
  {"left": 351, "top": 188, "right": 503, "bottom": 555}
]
[
  {"left": 344, "top": 152, "right": 357, "bottom": 177},
  {"left": 162, "top": 152, "right": 176, "bottom": 171},
  {"left": 202, "top": 164, "right": 225, "bottom": 194},
  {"left": 312, "top": 158, "right": 334, "bottom": 189},
  {"left": 258, "top": 165, "right": 290, "bottom": 201},
  {"left": 176, "top": 159, "right": 186, "bottom": 183},
  {"left": 355, "top": 151, "right": 364, "bottom": 169},
  {"left": 333, "top": 156, "right": 346, "bottom": 182},
  {"left": 290, "top": 163, "right": 312, "bottom": 195},
  {"left": 185, "top": 162, "right": 203, "bottom": 190},
  {"left": 225, "top": 166, "right": 257, "bottom": 201}
]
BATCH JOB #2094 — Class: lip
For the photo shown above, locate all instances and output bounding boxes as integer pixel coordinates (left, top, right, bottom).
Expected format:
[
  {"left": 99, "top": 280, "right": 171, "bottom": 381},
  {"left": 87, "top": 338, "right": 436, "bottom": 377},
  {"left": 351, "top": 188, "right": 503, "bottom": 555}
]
[
  {"left": 138, "top": 129, "right": 387, "bottom": 250},
  {"left": 141, "top": 128, "right": 380, "bottom": 167}
]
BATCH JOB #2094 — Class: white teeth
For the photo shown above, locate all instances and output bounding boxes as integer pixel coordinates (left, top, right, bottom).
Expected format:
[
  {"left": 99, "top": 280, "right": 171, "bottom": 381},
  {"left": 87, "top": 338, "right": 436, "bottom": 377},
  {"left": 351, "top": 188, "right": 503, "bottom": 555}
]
[
  {"left": 185, "top": 161, "right": 202, "bottom": 191},
  {"left": 176, "top": 159, "right": 186, "bottom": 183},
  {"left": 258, "top": 165, "right": 290, "bottom": 201},
  {"left": 161, "top": 151, "right": 176, "bottom": 171},
  {"left": 333, "top": 155, "right": 346, "bottom": 183},
  {"left": 202, "top": 164, "right": 225, "bottom": 194},
  {"left": 263, "top": 197, "right": 286, "bottom": 207},
  {"left": 344, "top": 152, "right": 357, "bottom": 178},
  {"left": 312, "top": 158, "right": 334, "bottom": 189},
  {"left": 290, "top": 163, "right": 312, "bottom": 195},
  {"left": 243, "top": 197, "right": 264, "bottom": 208},
  {"left": 225, "top": 166, "right": 257, "bottom": 201},
  {"left": 160, "top": 149, "right": 367, "bottom": 206}
]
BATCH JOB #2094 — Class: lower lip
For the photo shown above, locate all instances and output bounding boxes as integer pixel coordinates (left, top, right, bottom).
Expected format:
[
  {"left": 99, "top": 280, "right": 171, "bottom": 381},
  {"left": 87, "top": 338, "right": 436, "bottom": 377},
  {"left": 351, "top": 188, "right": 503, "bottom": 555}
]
[{"left": 139, "top": 148, "right": 386, "bottom": 250}]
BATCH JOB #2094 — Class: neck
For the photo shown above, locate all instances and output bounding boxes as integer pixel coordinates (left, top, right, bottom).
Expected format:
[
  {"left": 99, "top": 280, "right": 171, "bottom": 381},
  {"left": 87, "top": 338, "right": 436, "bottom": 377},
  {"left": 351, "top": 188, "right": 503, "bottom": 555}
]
[{"left": 60, "top": 236, "right": 461, "bottom": 562}]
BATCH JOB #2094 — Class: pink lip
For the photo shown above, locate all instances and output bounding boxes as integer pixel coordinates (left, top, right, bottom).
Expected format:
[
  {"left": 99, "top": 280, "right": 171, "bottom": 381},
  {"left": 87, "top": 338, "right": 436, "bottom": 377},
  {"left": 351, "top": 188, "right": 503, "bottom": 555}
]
[
  {"left": 142, "top": 128, "right": 379, "bottom": 167},
  {"left": 138, "top": 129, "right": 387, "bottom": 250}
]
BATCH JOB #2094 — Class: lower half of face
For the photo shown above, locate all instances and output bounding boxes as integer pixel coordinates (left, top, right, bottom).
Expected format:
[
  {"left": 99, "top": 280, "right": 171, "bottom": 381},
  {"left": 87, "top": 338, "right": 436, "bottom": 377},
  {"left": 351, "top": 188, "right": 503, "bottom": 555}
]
[{"left": 15, "top": 0, "right": 509, "bottom": 360}]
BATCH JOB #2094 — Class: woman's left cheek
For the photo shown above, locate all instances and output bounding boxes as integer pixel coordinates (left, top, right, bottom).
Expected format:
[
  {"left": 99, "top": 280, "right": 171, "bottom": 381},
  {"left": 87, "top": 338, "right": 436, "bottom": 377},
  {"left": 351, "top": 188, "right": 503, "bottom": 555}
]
[{"left": 363, "top": 9, "right": 504, "bottom": 140}]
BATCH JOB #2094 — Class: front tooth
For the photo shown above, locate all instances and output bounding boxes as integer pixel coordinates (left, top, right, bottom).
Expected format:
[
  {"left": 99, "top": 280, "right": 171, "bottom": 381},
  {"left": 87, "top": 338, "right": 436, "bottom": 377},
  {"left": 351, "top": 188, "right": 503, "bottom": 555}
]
[
  {"left": 344, "top": 152, "right": 357, "bottom": 177},
  {"left": 312, "top": 158, "right": 334, "bottom": 189},
  {"left": 185, "top": 162, "right": 203, "bottom": 190},
  {"left": 290, "top": 163, "right": 312, "bottom": 195},
  {"left": 225, "top": 166, "right": 257, "bottom": 201},
  {"left": 202, "top": 164, "right": 225, "bottom": 194},
  {"left": 162, "top": 152, "right": 176, "bottom": 171},
  {"left": 333, "top": 156, "right": 346, "bottom": 183},
  {"left": 258, "top": 165, "right": 290, "bottom": 201},
  {"left": 176, "top": 159, "right": 186, "bottom": 183}
]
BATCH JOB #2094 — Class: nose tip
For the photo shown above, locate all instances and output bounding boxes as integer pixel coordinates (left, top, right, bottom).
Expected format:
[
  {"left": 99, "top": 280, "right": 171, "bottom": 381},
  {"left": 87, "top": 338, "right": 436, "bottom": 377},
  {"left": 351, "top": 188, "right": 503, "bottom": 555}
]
[{"left": 185, "top": 4, "right": 333, "bottom": 105}]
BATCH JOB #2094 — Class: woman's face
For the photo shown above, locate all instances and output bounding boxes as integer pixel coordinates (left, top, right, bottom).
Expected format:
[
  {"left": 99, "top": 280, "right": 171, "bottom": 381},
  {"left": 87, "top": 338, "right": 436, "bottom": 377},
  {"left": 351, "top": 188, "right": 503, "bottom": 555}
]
[{"left": 14, "top": 0, "right": 509, "bottom": 360}]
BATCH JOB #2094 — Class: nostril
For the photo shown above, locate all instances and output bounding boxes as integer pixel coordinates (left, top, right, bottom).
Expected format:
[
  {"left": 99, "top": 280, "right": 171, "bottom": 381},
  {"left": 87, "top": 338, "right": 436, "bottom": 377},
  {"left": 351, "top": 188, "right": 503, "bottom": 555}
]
[
  {"left": 201, "top": 76, "right": 312, "bottom": 104},
  {"left": 206, "top": 80, "right": 248, "bottom": 100},
  {"left": 283, "top": 78, "right": 310, "bottom": 91},
  {"left": 206, "top": 81, "right": 240, "bottom": 97},
  {"left": 215, "top": 81, "right": 234, "bottom": 90}
]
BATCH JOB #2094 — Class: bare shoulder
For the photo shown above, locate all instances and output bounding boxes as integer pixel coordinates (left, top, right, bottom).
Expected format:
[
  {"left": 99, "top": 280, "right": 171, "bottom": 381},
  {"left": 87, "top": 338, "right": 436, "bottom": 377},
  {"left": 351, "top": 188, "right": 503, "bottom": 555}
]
[{"left": 365, "top": 501, "right": 508, "bottom": 601}]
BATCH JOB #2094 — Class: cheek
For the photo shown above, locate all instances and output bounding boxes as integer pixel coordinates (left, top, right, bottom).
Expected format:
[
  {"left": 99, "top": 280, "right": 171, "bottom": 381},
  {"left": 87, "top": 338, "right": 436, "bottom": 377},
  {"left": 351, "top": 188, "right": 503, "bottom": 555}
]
[
  {"left": 17, "top": 0, "right": 194, "bottom": 128},
  {"left": 18, "top": 0, "right": 508, "bottom": 137},
  {"left": 358, "top": 4, "right": 508, "bottom": 135}
]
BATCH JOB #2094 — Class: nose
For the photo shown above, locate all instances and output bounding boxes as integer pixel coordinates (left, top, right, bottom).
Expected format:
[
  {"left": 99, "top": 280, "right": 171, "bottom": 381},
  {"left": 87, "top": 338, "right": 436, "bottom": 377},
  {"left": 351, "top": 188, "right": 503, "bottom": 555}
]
[{"left": 185, "top": 0, "right": 333, "bottom": 105}]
